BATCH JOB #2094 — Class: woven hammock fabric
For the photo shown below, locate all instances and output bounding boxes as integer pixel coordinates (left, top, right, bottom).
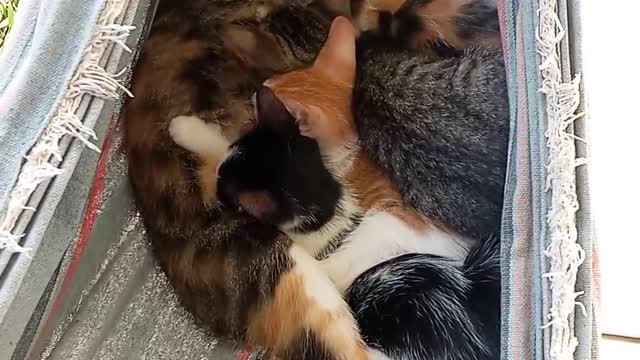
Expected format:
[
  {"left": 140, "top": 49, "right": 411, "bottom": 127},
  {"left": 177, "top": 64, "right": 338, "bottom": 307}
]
[
  {"left": 497, "top": 0, "right": 598, "bottom": 359},
  {"left": 0, "top": 0, "right": 598, "bottom": 358}
]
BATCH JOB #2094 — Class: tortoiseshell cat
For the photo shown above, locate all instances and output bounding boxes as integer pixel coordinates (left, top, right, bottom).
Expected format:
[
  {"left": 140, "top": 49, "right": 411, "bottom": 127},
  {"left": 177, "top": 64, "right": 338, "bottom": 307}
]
[
  {"left": 123, "top": 1, "right": 370, "bottom": 359},
  {"left": 122, "top": 0, "right": 502, "bottom": 358},
  {"left": 170, "top": 16, "right": 505, "bottom": 360}
]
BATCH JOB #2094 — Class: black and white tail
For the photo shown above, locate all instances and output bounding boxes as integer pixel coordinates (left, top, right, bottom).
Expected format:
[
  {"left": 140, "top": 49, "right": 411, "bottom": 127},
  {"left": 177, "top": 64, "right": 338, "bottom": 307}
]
[{"left": 347, "top": 236, "right": 501, "bottom": 360}]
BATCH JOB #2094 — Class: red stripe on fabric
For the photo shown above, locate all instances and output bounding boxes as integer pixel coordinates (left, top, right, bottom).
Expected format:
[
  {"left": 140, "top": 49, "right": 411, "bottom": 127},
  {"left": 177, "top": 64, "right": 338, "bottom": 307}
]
[
  {"left": 496, "top": 0, "right": 509, "bottom": 57},
  {"left": 237, "top": 350, "right": 251, "bottom": 360},
  {"left": 40, "top": 117, "right": 117, "bottom": 330},
  {"left": 509, "top": 17, "right": 535, "bottom": 359},
  {"left": 592, "top": 247, "right": 601, "bottom": 306}
]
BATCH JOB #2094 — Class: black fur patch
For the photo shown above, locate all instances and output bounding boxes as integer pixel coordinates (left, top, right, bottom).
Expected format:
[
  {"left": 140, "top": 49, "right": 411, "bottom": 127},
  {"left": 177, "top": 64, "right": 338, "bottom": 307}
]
[
  {"left": 377, "top": 11, "right": 394, "bottom": 36},
  {"left": 392, "top": 7, "right": 425, "bottom": 44},
  {"left": 455, "top": 1, "right": 500, "bottom": 40},
  {"left": 313, "top": 213, "right": 363, "bottom": 260},
  {"left": 278, "top": 328, "right": 337, "bottom": 360},
  {"left": 217, "top": 86, "right": 342, "bottom": 229},
  {"left": 182, "top": 48, "right": 225, "bottom": 112},
  {"left": 347, "top": 236, "right": 501, "bottom": 360}
]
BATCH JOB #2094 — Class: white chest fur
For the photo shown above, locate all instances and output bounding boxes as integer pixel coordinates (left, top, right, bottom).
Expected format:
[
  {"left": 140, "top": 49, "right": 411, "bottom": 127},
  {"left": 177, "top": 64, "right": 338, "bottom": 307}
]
[{"left": 318, "top": 211, "right": 474, "bottom": 294}]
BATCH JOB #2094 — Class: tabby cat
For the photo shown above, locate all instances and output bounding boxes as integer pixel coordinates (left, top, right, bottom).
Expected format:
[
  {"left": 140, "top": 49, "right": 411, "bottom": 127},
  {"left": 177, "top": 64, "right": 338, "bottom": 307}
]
[
  {"left": 123, "top": 0, "right": 503, "bottom": 358},
  {"left": 170, "top": 16, "right": 505, "bottom": 359}
]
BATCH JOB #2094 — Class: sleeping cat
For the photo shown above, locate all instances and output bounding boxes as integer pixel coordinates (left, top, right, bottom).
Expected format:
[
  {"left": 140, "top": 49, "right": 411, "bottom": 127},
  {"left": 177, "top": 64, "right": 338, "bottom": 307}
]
[
  {"left": 353, "top": 36, "right": 508, "bottom": 242},
  {"left": 170, "top": 16, "right": 504, "bottom": 359},
  {"left": 123, "top": 2, "right": 371, "bottom": 359},
  {"left": 219, "top": 22, "right": 476, "bottom": 291},
  {"left": 123, "top": 0, "right": 503, "bottom": 358}
]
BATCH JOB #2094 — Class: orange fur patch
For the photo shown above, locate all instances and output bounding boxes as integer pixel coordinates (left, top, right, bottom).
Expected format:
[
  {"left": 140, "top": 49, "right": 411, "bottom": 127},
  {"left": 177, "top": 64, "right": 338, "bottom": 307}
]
[
  {"left": 198, "top": 156, "right": 221, "bottom": 203},
  {"left": 403, "top": 0, "right": 502, "bottom": 50},
  {"left": 393, "top": 0, "right": 467, "bottom": 49},
  {"left": 269, "top": 69, "right": 356, "bottom": 146},
  {"left": 368, "top": 0, "right": 405, "bottom": 12},
  {"left": 268, "top": 40, "right": 427, "bottom": 233},
  {"left": 166, "top": 245, "right": 227, "bottom": 287},
  {"left": 352, "top": 0, "right": 501, "bottom": 50},
  {"left": 247, "top": 268, "right": 368, "bottom": 359},
  {"left": 348, "top": 153, "right": 428, "bottom": 233}
]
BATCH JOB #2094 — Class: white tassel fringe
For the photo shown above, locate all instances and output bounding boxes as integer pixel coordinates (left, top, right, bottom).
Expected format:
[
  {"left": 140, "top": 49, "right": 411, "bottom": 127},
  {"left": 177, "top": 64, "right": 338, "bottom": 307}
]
[
  {"left": 0, "top": 0, "right": 134, "bottom": 253},
  {"left": 537, "top": 1, "right": 587, "bottom": 359}
]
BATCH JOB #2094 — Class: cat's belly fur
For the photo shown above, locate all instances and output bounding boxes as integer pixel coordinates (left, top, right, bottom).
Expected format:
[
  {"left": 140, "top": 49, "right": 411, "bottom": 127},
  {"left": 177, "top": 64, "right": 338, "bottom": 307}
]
[{"left": 320, "top": 211, "right": 473, "bottom": 293}]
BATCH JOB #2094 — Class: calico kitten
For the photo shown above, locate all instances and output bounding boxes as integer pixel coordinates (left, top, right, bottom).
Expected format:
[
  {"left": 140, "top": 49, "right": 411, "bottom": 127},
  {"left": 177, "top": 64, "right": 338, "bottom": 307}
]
[
  {"left": 170, "top": 17, "right": 502, "bottom": 359},
  {"left": 351, "top": 0, "right": 500, "bottom": 52},
  {"left": 215, "top": 19, "right": 475, "bottom": 293},
  {"left": 122, "top": 2, "right": 369, "bottom": 359}
]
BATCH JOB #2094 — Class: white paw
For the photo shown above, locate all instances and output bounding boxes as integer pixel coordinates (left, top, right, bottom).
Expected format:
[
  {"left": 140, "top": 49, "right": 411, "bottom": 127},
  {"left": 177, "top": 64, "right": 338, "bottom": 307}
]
[
  {"left": 169, "top": 116, "right": 204, "bottom": 148},
  {"left": 255, "top": 4, "right": 269, "bottom": 20},
  {"left": 169, "top": 115, "right": 228, "bottom": 157}
]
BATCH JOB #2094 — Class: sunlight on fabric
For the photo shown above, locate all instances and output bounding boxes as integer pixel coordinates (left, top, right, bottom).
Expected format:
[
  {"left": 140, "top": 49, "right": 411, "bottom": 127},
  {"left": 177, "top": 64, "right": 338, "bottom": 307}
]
[{"left": 583, "top": 0, "right": 640, "bottom": 348}]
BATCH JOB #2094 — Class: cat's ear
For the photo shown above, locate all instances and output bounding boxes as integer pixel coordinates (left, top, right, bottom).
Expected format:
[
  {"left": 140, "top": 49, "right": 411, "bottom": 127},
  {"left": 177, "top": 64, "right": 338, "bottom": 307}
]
[
  {"left": 286, "top": 101, "right": 331, "bottom": 141},
  {"left": 255, "top": 86, "right": 294, "bottom": 132},
  {"left": 314, "top": 16, "right": 356, "bottom": 82}
]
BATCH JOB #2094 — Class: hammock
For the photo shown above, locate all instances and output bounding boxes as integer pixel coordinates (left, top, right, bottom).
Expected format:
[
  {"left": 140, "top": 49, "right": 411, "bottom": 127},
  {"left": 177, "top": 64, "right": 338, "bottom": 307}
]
[{"left": 0, "top": 0, "right": 598, "bottom": 359}]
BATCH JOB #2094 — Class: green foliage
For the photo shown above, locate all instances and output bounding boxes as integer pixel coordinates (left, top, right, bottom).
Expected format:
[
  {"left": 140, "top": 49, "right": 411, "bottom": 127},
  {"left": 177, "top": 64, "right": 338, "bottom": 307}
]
[{"left": 1, "top": 0, "right": 20, "bottom": 49}]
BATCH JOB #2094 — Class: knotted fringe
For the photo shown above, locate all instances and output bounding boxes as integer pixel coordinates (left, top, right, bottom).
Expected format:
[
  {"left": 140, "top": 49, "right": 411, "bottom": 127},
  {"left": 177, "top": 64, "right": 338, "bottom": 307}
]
[
  {"left": 0, "top": 0, "right": 134, "bottom": 253},
  {"left": 537, "top": 1, "right": 587, "bottom": 359}
]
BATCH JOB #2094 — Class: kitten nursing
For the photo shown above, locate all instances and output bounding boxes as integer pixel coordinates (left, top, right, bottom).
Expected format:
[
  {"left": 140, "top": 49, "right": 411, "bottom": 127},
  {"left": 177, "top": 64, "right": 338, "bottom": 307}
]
[
  {"left": 123, "top": 0, "right": 505, "bottom": 358},
  {"left": 171, "top": 17, "right": 504, "bottom": 359}
]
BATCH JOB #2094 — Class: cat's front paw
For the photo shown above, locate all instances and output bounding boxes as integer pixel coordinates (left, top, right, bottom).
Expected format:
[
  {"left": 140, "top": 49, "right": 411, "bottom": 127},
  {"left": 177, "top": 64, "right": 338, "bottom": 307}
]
[
  {"left": 169, "top": 115, "right": 207, "bottom": 149},
  {"left": 255, "top": 4, "right": 270, "bottom": 21},
  {"left": 169, "top": 115, "right": 229, "bottom": 157}
]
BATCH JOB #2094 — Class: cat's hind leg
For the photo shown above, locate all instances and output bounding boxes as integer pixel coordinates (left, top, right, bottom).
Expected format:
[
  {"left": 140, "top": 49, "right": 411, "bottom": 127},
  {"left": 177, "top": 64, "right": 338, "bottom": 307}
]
[{"left": 249, "top": 244, "right": 370, "bottom": 360}]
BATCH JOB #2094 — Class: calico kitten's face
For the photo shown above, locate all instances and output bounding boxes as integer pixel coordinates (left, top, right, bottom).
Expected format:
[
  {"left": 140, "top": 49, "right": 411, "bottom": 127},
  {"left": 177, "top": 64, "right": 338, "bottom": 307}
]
[
  {"left": 217, "top": 17, "right": 358, "bottom": 228},
  {"left": 217, "top": 86, "right": 342, "bottom": 228}
]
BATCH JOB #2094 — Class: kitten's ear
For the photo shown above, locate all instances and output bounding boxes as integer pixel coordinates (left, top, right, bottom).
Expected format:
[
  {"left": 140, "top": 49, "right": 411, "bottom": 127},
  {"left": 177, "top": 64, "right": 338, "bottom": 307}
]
[
  {"left": 286, "top": 101, "right": 330, "bottom": 141},
  {"left": 314, "top": 17, "right": 356, "bottom": 82},
  {"left": 255, "top": 86, "right": 293, "bottom": 132}
]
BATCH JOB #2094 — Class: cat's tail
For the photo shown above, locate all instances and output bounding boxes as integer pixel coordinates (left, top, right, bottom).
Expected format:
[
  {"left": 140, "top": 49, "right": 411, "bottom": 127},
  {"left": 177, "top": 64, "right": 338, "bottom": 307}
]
[
  {"left": 463, "top": 234, "right": 500, "bottom": 290},
  {"left": 462, "top": 234, "right": 501, "bottom": 354},
  {"left": 346, "top": 236, "right": 500, "bottom": 360}
]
